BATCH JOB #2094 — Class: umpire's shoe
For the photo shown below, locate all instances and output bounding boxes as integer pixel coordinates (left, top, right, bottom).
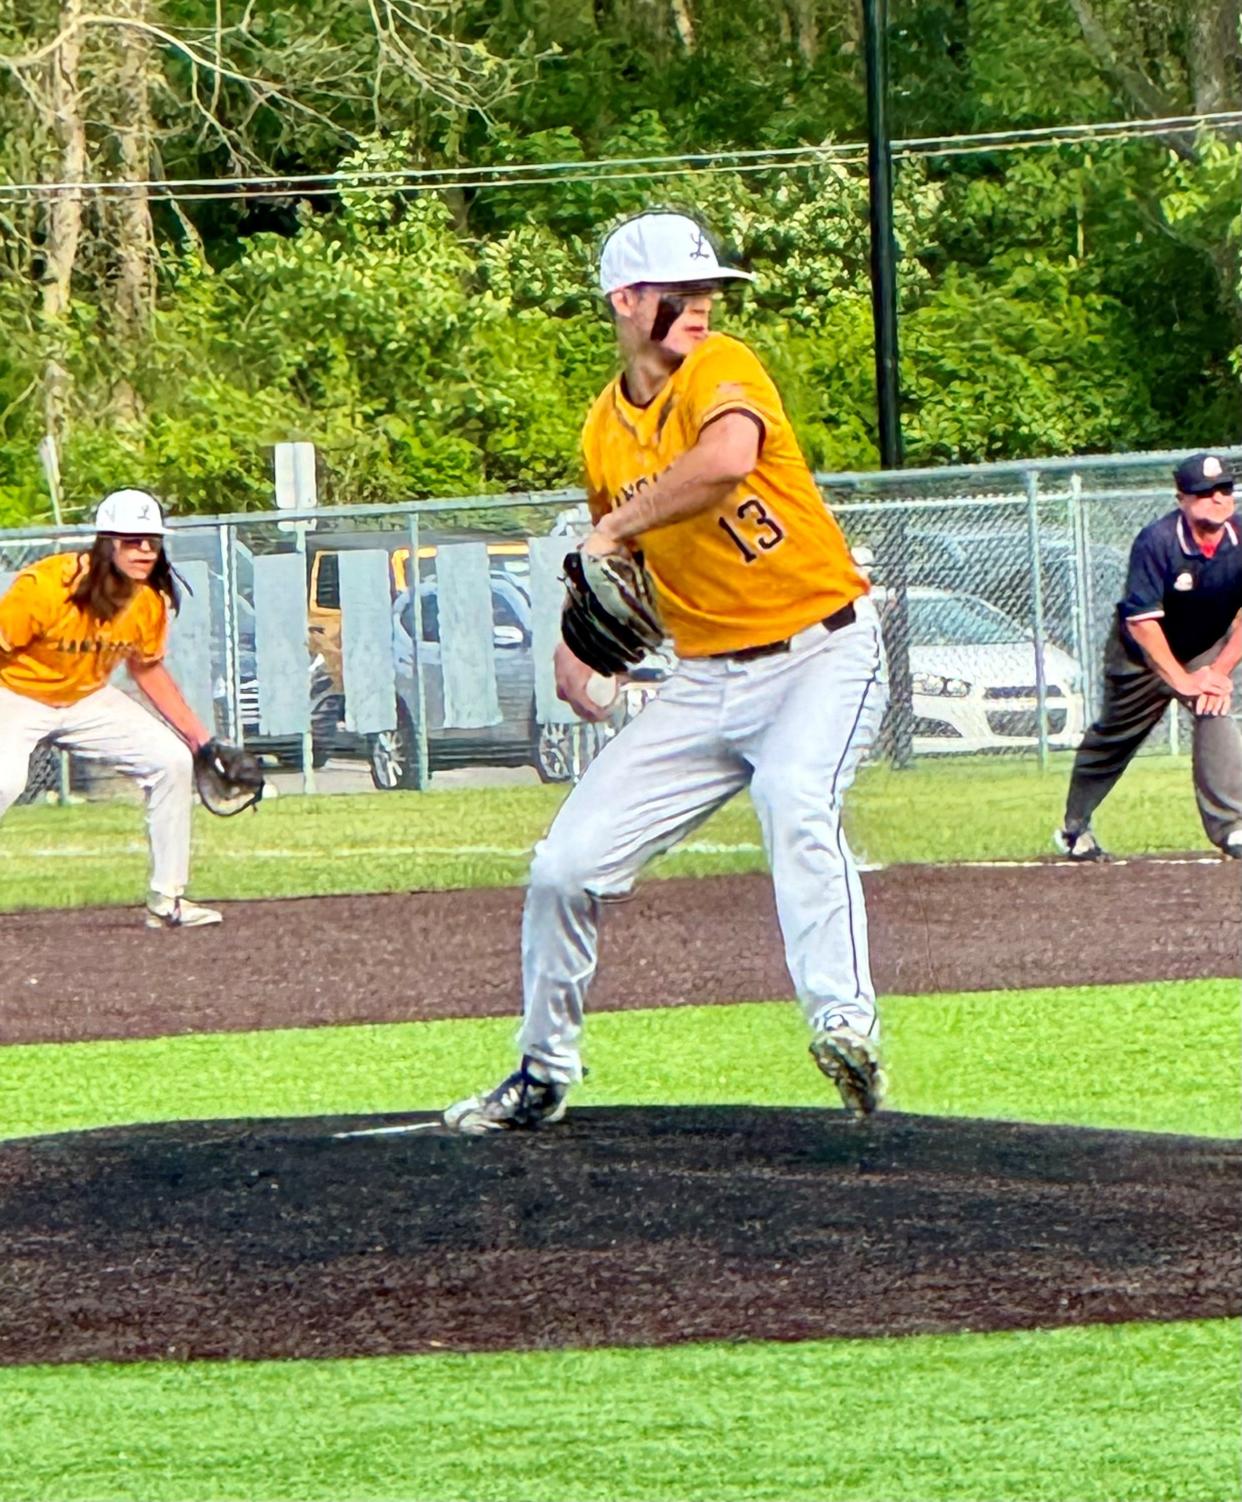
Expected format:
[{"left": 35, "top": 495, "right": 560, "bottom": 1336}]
[
  {"left": 443, "top": 1056, "right": 569, "bottom": 1135},
  {"left": 1054, "top": 826, "right": 1110, "bottom": 862},
  {"left": 810, "top": 1026, "right": 886, "bottom": 1119},
  {"left": 145, "top": 893, "right": 222, "bottom": 929}
]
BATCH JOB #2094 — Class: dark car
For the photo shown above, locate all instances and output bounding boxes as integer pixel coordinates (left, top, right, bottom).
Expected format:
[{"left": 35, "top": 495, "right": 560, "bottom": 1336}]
[
  {"left": 216, "top": 641, "right": 342, "bottom": 770},
  {"left": 368, "top": 574, "right": 585, "bottom": 787},
  {"left": 367, "top": 574, "right": 671, "bottom": 788}
]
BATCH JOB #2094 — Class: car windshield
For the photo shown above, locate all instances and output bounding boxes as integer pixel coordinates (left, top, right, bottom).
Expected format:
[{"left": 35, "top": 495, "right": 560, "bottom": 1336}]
[
  {"left": 908, "top": 595, "right": 1028, "bottom": 646},
  {"left": 397, "top": 577, "right": 529, "bottom": 644}
]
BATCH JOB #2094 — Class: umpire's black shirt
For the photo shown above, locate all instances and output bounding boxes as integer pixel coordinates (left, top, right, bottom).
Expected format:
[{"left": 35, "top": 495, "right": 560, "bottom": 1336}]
[{"left": 1119, "top": 509, "right": 1242, "bottom": 665}]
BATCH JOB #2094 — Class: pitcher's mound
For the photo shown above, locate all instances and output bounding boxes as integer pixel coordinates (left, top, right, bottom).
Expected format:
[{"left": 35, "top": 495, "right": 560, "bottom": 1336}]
[{"left": 2, "top": 1107, "right": 1237, "bottom": 1366}]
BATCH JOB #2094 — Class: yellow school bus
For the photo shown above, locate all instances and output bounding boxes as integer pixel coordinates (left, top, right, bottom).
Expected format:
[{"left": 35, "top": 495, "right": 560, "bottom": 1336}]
[{"left": 306, "top": 535, "right": 529, "bottom": 692}]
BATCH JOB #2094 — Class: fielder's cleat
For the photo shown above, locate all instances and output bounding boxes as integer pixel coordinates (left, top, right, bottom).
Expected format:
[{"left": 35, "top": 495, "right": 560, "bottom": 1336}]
[
  {"left": 145, "top": 893, "right": 222, "bottom": 929},
  {"left": 443, "top": 1057, "right": 569, "bottom": 1135},
  {"left": 810, "top": 1026, "right": 886, "bottom": 1118},
  {"left": 1053, "top": 827, "right": 1110, "bottom": 863}
]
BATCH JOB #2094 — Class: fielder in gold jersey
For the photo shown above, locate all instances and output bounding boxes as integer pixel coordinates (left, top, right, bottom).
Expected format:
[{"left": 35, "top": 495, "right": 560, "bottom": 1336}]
[
  {"left": 0, "top": 489, "right": 222, "bottom": 928},
  {"left": 445, "top": 209, "right": 890, "bottom": 1133}
]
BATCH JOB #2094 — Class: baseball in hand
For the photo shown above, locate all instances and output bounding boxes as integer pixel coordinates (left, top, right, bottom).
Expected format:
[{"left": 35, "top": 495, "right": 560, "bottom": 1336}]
[{"left": 585, "top": 673, "right": 618, "bottom": 710}]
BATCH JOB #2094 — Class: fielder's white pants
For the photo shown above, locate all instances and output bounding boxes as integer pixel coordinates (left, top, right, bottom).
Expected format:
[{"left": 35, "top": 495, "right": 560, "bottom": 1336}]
[
  {"left": 519, "top": 599, "right": 889, "bottom": 1084},
  {"left": 0, "top": 683, "right": 195, "bottom": 899}
]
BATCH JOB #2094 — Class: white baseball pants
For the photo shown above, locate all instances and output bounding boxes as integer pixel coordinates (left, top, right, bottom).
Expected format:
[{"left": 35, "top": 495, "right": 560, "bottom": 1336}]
[
  {"left": 518, "top": 599, "right": 889, "bottom": 1083},
  {"left": 0, "top": 683, "right": 195, "bottom": 898}
]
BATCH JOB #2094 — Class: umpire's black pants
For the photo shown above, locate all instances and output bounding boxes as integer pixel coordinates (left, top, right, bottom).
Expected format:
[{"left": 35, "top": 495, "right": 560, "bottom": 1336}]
[{"left": 1064, "top": 623, "right": 1242, "bottom": 849}]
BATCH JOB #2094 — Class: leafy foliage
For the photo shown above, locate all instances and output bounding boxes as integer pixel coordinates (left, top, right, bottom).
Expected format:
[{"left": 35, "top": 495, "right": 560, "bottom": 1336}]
[{"left": 0, "top": 0, "right": 1237, "bottom": 522}]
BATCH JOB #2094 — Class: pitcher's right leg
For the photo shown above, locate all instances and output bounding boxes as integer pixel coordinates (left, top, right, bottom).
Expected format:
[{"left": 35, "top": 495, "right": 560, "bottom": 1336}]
[{"left": 444, "top": 666, "right": 747, "bottom": 1133}]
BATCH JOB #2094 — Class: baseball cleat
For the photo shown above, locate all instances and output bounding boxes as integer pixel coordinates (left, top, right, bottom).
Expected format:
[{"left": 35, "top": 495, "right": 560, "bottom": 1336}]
[
  {"left": 810, "top": 1026, "right": 886, "bottom": 1118},
  {"left": 443, "top": 1057, "right": 569, "bottom": 1135},
  {"left": 145, "top": 894, "right": 222, "bottom": 929},
  {"left": 1053, "top": 827, "right": 1110, "bottom": 862},
  {"left": 1223, "top": 831, "right": 1242, "bottom": 859}
]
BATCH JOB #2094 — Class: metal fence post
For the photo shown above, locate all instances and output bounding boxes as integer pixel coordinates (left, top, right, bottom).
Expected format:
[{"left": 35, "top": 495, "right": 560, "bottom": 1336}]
[
  {"left": 1025, "top": 471, "right": 1049, "bottom": 769},
  {"left": 885, "top": 509, "right": 915, "bottom": 768},
  {"left": 1067, "top": 474, "right": 1089, "bottom": 681},
  {"left": 406, "top": 513, "right": 431, "bottom": 790},
  {"left": 1078, "top": 479, "right": 1100, "bottom": 717},
  {"left": 293, "top": 521, "right": 316, "bottom": 795},
  {"left": 220, "top": 522, "right": 240, "bottom": 744}
]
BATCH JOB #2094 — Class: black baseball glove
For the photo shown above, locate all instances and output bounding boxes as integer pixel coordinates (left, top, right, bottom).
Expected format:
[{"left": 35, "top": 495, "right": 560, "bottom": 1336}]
[
  {"left": 194, "top": 739, "right": 265, "bottom": 817},
  {"left": 560, "top": 548, "right": 664, "bottom": 676}
]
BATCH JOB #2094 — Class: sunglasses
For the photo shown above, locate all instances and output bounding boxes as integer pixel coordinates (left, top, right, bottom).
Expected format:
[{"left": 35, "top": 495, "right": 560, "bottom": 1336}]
[
  {"left": 642, "top": 282, "right": 726, "bottom": 300},
  {"left": 1193, "top": 483, "right": 1234, "bottom": 497},
  {"left": 114, "top": 535, "right": 162, "bottom": 549}
]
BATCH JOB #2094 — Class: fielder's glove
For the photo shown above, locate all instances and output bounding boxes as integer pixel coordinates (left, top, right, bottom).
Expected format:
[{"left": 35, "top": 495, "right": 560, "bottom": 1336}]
[
  {"left": 194, "top": 738, "right": 265, "bottom": 817},
  {"left": 560, "top": 547, "right": 664, "bottom": 676}
]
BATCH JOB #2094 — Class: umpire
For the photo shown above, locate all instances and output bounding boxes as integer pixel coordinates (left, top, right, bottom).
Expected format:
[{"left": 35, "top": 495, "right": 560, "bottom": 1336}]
[{"left": 1056, "top": 451, "right": 1242, "bottom": 861}]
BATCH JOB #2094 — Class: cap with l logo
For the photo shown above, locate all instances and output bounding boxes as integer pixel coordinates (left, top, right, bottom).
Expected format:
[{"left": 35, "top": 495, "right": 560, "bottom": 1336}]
[
  {"left": 599, "top": 212, "right": 756, "bottom": 294},
  {"left": 94, "top": 488, "right": 168, "bottom": 536}
]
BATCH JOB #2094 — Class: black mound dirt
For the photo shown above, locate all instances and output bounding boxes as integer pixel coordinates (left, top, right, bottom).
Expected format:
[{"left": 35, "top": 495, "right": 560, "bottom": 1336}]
[{"left": 1, "top": 1108, "right": 1237, "bottom": 1366}]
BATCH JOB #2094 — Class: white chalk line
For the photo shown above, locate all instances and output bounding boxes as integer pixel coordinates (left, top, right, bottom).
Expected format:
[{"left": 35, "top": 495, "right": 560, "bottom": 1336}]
[
  {"left": 332, "top": 1121, "right": 441, "bottom": 1139},
  {"left": 0, "top": 840, "right": 768, "bottom": 861},
  {"left": 0, "top": 845, "right": 1224, "bottom": 870},
  {"left": 960, "top": 856, "right": 1226, "bottom": 868}
]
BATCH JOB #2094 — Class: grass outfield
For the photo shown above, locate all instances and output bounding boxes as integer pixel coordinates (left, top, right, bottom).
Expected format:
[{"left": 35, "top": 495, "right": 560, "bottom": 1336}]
[
  {"left": 2, "top": 985, "right": 1239, "bottom": 1502},
  {"left": 3, "top": 980, "right": 1239, "bottom": 1142},
  {"left": 0, "top": 753, "right": 1219, "bottom": 909},
  {"left": 2, "top": 1320, "right": 1237, "bottom": 1502}
]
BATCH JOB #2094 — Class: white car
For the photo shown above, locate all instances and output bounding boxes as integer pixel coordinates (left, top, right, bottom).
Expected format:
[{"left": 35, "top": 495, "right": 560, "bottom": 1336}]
[{"left": 870, "top": 585, "right": 1085, "bottom": 754}]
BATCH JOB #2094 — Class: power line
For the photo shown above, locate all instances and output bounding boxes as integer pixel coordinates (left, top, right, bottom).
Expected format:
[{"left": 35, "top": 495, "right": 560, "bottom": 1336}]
[{"left": 0, "top": 108, "right": 1238, "bottom": 205}]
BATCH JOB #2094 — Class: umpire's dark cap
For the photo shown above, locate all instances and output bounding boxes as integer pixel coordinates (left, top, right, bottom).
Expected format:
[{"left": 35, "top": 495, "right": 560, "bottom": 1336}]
[{"left": 1174, "top": 452, "right": 1235, "bottom": 494}]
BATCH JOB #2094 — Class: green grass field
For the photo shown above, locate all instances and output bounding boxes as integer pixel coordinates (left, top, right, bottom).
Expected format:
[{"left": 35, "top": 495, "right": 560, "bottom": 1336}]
[
  {"left": 3, "top": 1321, "right": 1236, "bottom": 1502},
  {"left": 1, "top": 755, "right": 1239, "bottom": 1501},
  {"left": 4, "top": 981, "right": 1239, "bottom": 1142},
  {"left": 0, "top": 753, "right": 1220, "bottom": 909}
]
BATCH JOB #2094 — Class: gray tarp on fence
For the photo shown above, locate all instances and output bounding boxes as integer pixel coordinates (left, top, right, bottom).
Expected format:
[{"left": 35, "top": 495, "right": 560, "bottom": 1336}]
[
  {"left": 164, "top": 559, "right": 214, "bottom": 729},
  {"left": 339, "top": 550, "right": 396, "bottom": 736},
  {"left": 254, "top": 552, "right": 311, "bottom": 737}
]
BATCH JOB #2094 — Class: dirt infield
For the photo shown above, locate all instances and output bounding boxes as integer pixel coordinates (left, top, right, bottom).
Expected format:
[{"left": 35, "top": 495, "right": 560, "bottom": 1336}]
[
  {"left": 0, "top": 856, "right": 1238, "bottom": 1045},
  {"left": 1, "top": 1108, "right": 1238, "bottom": 1366},
  {"left": 1, "top": 855, "right": 1238, "bottom": 1367}
]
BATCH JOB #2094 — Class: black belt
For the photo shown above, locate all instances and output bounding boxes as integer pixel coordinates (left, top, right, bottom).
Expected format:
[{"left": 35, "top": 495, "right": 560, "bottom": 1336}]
[{"left": 715, "top": 601, "right": 857, "bottom": 662}]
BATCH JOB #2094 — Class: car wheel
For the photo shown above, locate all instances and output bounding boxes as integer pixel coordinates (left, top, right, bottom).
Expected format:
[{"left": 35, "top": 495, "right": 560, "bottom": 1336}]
[
  {"left": 369, "top": 705, "right": 420, "bottom": 790},
  {"left": 533, "top": 722, "right": 575, "bottom": 783}
]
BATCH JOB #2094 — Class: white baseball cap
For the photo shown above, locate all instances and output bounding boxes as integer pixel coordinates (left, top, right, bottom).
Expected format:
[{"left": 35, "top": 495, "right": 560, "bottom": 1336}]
[
  {"left": 599, "top": 211, "right": 756, "bottom": 295},
  {"left": 94, "top": 488, "right": 167, "bottom": 536}
]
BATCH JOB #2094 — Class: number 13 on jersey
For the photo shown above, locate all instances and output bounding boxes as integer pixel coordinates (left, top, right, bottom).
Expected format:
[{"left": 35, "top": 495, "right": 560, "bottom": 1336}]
[{"left": 718, "top": 496, "right": 787, "bottom": 563}]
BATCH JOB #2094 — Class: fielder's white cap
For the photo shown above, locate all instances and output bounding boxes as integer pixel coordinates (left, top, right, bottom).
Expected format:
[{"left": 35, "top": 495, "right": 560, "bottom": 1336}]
[
  {"left": 94, "top": 488, "right": 167, "bottom": 536},
  {"left": 599, "top": 211, "right": 756, "bottom": 295}
]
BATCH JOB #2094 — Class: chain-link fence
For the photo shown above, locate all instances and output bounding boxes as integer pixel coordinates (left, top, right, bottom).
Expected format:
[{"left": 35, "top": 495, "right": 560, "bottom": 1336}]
[{"left": 3, "top": 446, "right": 1237, "bottom": 802}]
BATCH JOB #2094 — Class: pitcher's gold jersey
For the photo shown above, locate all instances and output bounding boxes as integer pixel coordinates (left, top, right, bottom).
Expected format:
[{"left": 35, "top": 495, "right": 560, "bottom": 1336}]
[{"left": 581, "top": 332, "right": 866, "bottom": 658}]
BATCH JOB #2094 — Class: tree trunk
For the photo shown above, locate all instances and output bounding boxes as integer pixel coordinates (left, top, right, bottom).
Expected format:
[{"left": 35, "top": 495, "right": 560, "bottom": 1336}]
[
  {"left": 669, "top": 0, "right": 695, "bottom": 51},
  {"left": 40, "top": 0, "right": 86, "bottom": 447},
  {"left": 785, "top": 0, "right": 820, "bottom": 65},
  {"left": 105, "top": 0, "right": 155, "bottom": 422},
  {"left": 1187, "top": 0, "right": 1242, "bottom": 114}
]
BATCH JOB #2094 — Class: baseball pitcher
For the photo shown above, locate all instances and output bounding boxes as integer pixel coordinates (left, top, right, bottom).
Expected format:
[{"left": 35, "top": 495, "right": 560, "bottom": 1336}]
[{"left": 445, "top": 209, "right": 889, "bottom": 1132}]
